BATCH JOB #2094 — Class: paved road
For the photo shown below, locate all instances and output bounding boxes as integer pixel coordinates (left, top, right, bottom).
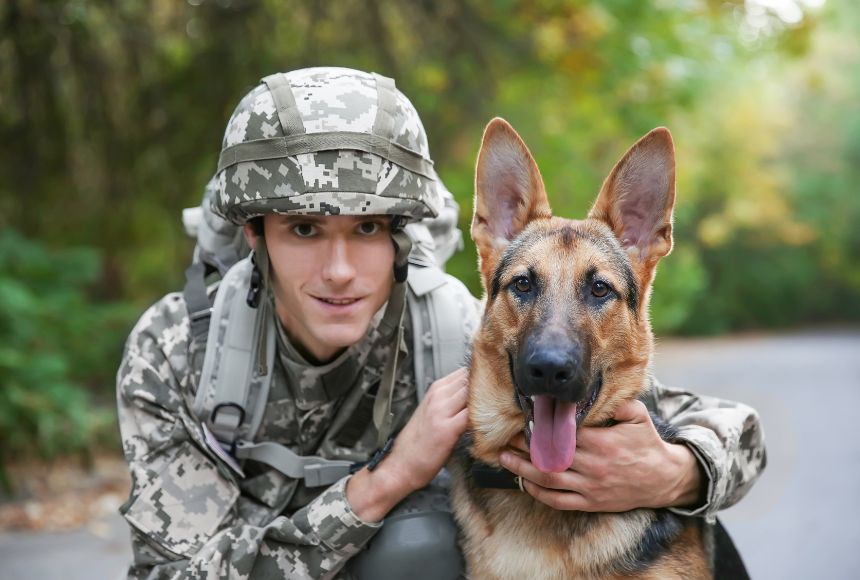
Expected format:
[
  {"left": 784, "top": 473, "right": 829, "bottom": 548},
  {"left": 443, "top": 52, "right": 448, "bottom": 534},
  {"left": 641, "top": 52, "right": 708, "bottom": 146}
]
[
  {"left": 651, "top": 328, "right": 860, "bottom": 580},
  {"left": 1, "top": 329, "right": 858, "bottom": 579}
]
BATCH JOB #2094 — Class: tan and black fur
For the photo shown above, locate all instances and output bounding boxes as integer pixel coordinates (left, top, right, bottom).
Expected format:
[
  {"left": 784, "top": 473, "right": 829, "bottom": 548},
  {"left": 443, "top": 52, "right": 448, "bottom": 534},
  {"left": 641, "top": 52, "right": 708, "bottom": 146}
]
[{"left": 450, "top": 119, "right": 710, "bottom": 579}]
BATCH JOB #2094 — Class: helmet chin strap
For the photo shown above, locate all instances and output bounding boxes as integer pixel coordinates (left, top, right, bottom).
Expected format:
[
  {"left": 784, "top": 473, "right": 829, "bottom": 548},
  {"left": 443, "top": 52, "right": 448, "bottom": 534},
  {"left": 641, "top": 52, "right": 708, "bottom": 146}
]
[
  {"left": 249, "top": 229, "right": 274, "bottom": 376},
  {"left": 372, "top": 224, "right": 412, "bottom": 448}
]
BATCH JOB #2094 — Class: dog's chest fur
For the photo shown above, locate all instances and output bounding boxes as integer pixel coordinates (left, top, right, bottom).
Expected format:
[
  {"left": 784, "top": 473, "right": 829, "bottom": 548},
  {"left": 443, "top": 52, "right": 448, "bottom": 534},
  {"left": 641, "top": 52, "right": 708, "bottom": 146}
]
[{"left": 450, "top": 452, "right": 696, "bottom": 580}]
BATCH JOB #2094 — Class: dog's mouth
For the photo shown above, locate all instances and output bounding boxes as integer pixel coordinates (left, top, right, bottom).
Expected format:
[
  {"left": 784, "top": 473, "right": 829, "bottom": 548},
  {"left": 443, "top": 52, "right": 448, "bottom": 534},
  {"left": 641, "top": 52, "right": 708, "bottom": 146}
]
[{"left": 510, "top": 355, "right": 602, "bottom": 473}]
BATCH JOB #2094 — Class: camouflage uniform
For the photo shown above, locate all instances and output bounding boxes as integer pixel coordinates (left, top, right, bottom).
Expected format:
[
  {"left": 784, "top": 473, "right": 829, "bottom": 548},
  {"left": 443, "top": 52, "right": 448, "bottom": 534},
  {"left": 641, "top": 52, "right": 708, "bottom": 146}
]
[
  {"left": 116, "top": 67, "right": 765, "bottom": 578},
  {"left": 119, "top": 294, "right": 426, "bottom": 579},
  {"left": 649, "top": 382, "right": 767, "bottom": 519}
]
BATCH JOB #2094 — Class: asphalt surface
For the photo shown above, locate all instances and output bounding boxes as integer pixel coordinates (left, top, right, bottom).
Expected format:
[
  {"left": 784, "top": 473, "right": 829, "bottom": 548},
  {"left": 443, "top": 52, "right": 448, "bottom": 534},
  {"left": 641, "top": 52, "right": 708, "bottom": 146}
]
[
  {"left": 651, "top": 328, "right": 860, "bottom": 580},
  {"left": 1, "top": 328, "right": 857, "bottom": 579}
]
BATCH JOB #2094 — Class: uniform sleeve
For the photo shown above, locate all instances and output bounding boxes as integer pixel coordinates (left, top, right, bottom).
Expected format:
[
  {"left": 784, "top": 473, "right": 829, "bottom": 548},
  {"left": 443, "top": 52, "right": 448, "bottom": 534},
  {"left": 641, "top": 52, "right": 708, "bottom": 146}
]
[
  {"left": 650, "top": 380, "right": 767, "bottom": 522},
  {"left": 117, "top": 297, "right": 380, "bottom": 579}
]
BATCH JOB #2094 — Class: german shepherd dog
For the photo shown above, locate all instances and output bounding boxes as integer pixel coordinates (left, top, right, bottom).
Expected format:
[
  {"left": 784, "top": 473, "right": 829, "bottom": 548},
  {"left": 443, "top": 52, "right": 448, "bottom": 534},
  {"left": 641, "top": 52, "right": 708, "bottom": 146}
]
[{"left": 450, "top": 119, "right": 710, "bottom": 579}]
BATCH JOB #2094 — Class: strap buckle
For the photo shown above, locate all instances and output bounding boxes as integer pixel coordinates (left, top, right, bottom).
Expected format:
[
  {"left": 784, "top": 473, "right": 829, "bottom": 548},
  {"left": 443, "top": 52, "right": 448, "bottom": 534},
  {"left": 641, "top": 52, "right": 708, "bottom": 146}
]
[
  {"left": 348, "top": 436, "right": 395, "bottom": 475},
  {"left": 189, "top": 307, "right": 213, "bottom": 322},
  {"left": 210, "top": 402, "right": 246, "bottom": 452},
  {"left": 304, "top": 462, "right": 353, "bottom": 487}
]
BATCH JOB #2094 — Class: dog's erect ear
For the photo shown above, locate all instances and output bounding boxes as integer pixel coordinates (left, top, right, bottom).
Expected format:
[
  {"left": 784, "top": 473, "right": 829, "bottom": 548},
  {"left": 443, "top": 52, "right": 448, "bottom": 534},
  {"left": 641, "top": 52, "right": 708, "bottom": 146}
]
[
  {"left": 588, "top": 127, "right": 676, "bottom": 278},
  {"left": 472, "top": 118, "right": 552, "bottom": 286}
]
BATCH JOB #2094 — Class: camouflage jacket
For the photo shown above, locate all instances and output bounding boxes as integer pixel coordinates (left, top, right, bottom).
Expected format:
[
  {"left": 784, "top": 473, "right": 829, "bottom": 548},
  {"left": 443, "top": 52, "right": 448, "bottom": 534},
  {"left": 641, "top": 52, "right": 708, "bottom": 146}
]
[{"left": 117, "top": 292, "right": 765, "bottom": 579}]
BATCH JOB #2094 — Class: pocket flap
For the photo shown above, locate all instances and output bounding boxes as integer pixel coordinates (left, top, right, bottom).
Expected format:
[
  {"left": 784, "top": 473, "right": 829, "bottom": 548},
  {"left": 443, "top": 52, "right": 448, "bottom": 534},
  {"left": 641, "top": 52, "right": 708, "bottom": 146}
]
[{"left": 124, "top": 443, "right": 239, "bottom": 557}]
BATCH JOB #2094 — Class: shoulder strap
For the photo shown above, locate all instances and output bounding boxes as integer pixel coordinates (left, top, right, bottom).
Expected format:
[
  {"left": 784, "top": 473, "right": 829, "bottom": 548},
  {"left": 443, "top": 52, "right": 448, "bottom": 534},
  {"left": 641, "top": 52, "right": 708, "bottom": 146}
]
[
  {"left": 192, "top": 257, "right": 276, "bottom": 450},
  {"left": 407, "top": 265, "right": 478, "bottom": 399}
]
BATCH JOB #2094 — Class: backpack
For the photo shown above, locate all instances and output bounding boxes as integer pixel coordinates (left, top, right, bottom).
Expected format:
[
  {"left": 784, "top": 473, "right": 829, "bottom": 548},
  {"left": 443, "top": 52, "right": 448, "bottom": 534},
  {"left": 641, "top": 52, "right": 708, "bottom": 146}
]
[{"left": 180, "top": 178, "right": 477, "bottom": 485}]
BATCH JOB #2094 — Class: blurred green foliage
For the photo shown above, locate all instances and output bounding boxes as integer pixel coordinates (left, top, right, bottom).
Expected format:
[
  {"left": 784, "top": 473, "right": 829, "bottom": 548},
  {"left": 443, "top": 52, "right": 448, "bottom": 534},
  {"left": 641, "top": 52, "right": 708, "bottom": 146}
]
[
  {"left": 0, "top": 0, "right": 858, "bottom": 466},
  {"left": 0, "top": 231, "right": 131, "bottom": 489}
]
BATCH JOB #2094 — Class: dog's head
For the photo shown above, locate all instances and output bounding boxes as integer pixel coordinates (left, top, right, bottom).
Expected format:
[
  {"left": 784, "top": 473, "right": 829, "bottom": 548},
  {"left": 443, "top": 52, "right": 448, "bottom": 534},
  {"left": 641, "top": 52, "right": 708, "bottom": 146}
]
[{"left": 468, "top": 118, "right": 676, "bottom": 473}]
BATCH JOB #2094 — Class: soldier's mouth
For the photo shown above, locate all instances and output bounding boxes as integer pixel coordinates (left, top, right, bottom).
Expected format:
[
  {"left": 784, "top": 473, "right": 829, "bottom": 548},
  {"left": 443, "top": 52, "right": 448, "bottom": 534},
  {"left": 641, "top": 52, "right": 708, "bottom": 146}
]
[
  {"left": 311, "top": 295, "right": 365, "bottom": 310},
  {"left": 316, "top": 297, "right": 360, "bottom": 305}
]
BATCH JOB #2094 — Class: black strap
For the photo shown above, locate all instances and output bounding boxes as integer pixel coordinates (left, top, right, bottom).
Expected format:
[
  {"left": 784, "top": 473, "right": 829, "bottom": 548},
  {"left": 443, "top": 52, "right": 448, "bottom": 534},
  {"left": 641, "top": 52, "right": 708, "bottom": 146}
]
[
  {"left": 183, "top": 262, "right": 214, "bottom": 343},
  {"left": 470, "top": 461, "right": 519, "bottom": 490}
]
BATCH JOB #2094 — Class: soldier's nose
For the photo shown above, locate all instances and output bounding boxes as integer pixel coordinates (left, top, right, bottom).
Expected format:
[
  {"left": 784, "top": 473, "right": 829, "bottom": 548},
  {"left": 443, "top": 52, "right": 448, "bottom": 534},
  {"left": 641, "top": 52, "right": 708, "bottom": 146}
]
[{"left": 321, "top": 238, "right": 356, "bottom": 283}]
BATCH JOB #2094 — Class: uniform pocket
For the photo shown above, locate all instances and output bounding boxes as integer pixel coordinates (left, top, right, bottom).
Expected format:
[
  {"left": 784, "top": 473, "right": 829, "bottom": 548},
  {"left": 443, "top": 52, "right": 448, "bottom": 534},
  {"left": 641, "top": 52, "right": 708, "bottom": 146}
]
[{"left": 123, "top": 442, "right": 239, "bottom": 557}]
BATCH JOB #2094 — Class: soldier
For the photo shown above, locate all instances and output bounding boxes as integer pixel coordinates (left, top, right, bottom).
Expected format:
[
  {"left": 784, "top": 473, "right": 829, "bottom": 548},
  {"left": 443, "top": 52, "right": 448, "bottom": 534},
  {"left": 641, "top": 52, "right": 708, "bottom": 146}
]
[{"left": 116, "top": 67, "right": 765, "bottom": 579}]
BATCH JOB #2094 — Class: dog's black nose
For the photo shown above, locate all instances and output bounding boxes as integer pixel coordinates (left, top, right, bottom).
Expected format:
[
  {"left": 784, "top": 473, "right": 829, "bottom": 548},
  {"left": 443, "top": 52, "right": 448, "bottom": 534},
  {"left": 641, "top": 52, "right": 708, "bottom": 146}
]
[{"left": 519, "top": 345, "right": 582, "bottom": 397}]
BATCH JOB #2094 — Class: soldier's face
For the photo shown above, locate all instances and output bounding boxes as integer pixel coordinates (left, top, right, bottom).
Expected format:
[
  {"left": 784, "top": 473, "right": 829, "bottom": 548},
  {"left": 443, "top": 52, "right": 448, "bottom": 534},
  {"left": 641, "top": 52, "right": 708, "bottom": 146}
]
[{"left": 252, "top": 214, "right": 394, "bottom": 363}]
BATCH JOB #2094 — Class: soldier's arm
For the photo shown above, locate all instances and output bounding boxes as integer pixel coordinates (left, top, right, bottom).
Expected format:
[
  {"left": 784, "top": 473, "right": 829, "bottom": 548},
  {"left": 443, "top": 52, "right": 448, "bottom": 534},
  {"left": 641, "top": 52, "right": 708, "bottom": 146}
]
[
  {"left": 650, "top": 379, "right": 767, "bottom": 521},
  {"left": 117, "top": 296, "right": 380, "bottom": 579}
]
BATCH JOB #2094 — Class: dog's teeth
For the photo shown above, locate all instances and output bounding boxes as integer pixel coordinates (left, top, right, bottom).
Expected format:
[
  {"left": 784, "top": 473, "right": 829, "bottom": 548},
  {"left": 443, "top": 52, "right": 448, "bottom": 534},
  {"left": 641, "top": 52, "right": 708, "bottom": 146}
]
[
  {"left": 529, "top": 420, "right": 534, "bottom": 432},
  {"left": 530, "top": 396, "right": 535, "bottom": 402}
]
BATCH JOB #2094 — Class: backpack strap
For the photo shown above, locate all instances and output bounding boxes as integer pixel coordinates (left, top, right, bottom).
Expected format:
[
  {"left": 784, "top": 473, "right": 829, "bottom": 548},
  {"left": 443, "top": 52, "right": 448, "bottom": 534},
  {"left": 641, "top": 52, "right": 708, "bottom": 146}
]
[
  {"left": 192, "top": 257, "right": 276, "bottom": 453},
  {"left": 407, "top": 266, "right": 477, "bottom": 399},
  {"left": 183, "top": 261, "right": 214, "bottom": 344},
  {"left": 233, "top": 441, "right": 353, "bottom": 487}
]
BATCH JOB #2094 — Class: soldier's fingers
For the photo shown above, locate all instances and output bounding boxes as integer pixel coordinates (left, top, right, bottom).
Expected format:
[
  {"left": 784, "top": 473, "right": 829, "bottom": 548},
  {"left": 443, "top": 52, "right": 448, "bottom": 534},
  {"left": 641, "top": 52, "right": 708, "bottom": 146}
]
[
  {"left": 610, "top": 399, "right": 649, "bottom": 424},
  {"left": 522, "top": 481, "right": 590, "bottom": 511},
  {"left": 435, "top": 381, "right": 468, "bottom": 417},
  {"left": 500, "top": 451, "right": 586, "bottom": 492},
  {"left": 451, "top": 407, "right": 469, "bottom": 429},
  {"left": 430, "top": 367, "right": 469, "bottom": 394}
]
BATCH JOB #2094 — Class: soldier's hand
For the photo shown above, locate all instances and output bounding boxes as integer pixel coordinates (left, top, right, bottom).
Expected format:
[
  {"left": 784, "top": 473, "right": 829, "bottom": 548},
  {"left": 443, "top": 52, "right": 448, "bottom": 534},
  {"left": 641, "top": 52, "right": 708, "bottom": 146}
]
[
  {"left": 500, "top": 400, "right": 703, "bottom": 512},
  {"left": 346, "top": 367, "right": 468, "bottom": 522},
  {"left": 385, "top": 367, "right": 469, "bottom": 492}
]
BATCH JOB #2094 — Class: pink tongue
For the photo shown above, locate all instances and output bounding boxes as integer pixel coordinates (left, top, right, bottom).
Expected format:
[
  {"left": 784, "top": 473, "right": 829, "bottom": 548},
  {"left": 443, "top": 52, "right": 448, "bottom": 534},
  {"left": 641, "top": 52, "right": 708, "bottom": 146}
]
[{"left": 530, "top": 395, "right": 578, "bottom": 473}]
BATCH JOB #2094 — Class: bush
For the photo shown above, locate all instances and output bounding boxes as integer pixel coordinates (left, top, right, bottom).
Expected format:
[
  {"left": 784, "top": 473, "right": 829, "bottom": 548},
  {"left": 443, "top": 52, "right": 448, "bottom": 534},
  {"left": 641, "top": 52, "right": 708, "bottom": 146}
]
[{"left": 0, "top": 230, "right": 133, "bottom": 491}]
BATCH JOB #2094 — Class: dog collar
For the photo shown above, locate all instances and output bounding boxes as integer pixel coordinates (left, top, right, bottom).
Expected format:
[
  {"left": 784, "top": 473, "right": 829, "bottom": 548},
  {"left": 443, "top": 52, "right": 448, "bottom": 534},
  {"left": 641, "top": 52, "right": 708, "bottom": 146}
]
[{"left": 470, "top": 461, "right": 519, "bottom": 490}]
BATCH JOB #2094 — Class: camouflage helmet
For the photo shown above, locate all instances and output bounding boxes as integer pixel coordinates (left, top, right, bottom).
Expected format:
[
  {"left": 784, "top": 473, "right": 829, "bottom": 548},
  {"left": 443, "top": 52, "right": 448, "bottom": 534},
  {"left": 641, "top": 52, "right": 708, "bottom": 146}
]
[{"left": 212, "top": 67, "right": 445, "bottom": 225}]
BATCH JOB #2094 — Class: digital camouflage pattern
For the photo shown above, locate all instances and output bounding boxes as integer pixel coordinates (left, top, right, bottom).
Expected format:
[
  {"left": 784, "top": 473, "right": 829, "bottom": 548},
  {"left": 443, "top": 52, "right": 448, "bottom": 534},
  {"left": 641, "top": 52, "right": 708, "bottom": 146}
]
[
  {"left": 117, "top": 277, "right": 478, "bottom": 579},
  {"left": 647, "top": 382, "right": 768, "bottom": 522},
  {"left": 212, "top": 68, "right": 445, "bottom": 225},
  {"left": 117, "top": 283, "right": 765, "bottom": 578}
]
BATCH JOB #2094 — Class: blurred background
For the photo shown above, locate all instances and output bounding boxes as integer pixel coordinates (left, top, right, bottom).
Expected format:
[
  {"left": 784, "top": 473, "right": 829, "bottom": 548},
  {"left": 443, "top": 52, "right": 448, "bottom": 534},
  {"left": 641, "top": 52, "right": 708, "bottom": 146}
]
[{"left": 0, "top": 0, "right": 858, "bottom": 578}]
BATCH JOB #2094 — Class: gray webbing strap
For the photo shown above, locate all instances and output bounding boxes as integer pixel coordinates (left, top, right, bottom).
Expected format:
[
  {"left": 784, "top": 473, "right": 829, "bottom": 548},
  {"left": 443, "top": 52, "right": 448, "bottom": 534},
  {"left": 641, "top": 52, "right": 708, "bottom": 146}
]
[
  {"left": 261, "top": 73, "right": 306, "bottom": 136},
  {"left": 193, "top": 257, "right": 275, "bottom": 445},
  {"left": 372, "top": 73, "right": 397, "bottom": 141},
  {"left": 234, "top": 441, "right": 353, "bottom": 487},
  {"left": 406, "top": 266, "right": 466, "bottom": 399},
  {"left": 216, "top": 133, "right": 435, "bottom": 178},
  {"left": 427, "top": 278, "right": 466, "bottom": 382}
]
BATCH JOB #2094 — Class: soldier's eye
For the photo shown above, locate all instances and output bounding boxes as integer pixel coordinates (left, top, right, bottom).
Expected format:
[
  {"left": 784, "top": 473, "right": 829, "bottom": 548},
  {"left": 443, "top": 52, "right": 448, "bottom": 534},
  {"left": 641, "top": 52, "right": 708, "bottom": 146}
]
[
  {"left": 591, "top": 280, "right": 610, "bottom": 298},
  {"left": 357, "top": 221, "right": 382, "bottom": 235},
  {"left": 292, "top": 223, "right": 317, "bottom": 238},
  {"left": 514, "top": 276, "right": 532, "bottom": 293}
]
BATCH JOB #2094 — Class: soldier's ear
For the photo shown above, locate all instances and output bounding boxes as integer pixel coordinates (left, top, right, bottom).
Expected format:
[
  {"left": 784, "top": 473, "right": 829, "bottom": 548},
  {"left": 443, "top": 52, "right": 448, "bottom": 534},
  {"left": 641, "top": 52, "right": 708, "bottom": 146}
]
[{"left": 243, "top": 223, "right": 259, "bottom": 251}]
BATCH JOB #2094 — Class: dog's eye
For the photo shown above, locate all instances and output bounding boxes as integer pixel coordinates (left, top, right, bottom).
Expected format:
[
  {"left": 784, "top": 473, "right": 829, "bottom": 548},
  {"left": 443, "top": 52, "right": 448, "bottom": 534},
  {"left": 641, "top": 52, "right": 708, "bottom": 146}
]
[
  {"left": 591, "top": 281, "right": 610, "bottom": 298},
  {"left": 514, "top": 277, "right": 532, "bottom": 293}
]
